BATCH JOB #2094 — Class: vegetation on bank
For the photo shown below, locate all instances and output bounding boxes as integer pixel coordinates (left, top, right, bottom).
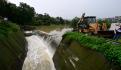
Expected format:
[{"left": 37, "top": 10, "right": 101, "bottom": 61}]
[
  {"left": 63, "top": 32, "right": 121, "bottom": 66},
  {"left": 97, "top": 19, "right": 111, "bottom": 28},
  {"left": 0, "top": 0, "right": 35, "bottom": 25},
  {"left": 33, "top": 13, "right": 71, "bottom": 26},
  {"left": 0, "top": 21, "right": 19, "bottom": 38},
  {"left": 0, "top": 21, "right": 27, "bottom": 70},
  {"left": 0, "top": 0, "right": 112, "bottom": 28},
  {"left": 0, "top": 0, "right": 71, "bottom": 26}
]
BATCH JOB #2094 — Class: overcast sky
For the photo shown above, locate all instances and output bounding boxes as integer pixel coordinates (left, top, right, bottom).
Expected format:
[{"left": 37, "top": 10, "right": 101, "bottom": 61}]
[{"left": 9, "top": 0, "right": 121, "bottom": 19}]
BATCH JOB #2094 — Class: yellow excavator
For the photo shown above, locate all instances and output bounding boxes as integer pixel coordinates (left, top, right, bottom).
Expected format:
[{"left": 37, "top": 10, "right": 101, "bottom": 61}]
[{"left": 77, "top": 13, "right": 107, "bottom": 34}]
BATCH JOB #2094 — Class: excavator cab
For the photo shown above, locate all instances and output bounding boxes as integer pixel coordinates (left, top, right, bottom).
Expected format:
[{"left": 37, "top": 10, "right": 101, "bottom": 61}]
[
  {"left": 84, "top": 16, "right": 96, "bottom": 24},
  {"left": 78, "top": 15, "right": 96, "bottom": 32}
]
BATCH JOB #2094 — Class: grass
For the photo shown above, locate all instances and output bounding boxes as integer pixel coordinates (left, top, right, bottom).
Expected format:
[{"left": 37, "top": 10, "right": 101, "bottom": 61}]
[
  {"left": 63, "top": 32, "right": 121, "bottom": 66},
  {"left": 0, "top": 21, "right": 20, "bottom": 39},
  {"left": 118, "top": 39, "right": 121, "bottom": 42}
]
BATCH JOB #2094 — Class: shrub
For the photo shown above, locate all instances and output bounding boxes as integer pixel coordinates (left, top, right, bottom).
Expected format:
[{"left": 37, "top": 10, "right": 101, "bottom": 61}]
[{"left": 0, "top": 21, "right": 19, "bottom": 39}]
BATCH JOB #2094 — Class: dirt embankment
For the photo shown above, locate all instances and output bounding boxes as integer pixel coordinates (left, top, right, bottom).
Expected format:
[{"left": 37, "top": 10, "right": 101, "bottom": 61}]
[
  {"left": 0, "top": 23, "right": 27, "bottom": 70},
  {"left": 53, "top": 33, "right": 121, "bottom": 70}
]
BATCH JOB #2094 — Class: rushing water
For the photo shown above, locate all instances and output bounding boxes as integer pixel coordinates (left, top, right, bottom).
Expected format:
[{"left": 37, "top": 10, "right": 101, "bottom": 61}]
[{"left": 22, "top": 28, "right": 72, "bottom": 70}]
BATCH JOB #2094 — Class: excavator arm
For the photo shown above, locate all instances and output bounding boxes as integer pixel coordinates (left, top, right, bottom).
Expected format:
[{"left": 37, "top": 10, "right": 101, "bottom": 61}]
[{"left": 77, "top": 13, "right": 85, "bottom": 32}]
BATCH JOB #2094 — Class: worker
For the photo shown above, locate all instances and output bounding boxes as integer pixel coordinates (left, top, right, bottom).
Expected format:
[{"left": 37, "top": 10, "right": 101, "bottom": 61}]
[{"left": 113, "top": 25, "right": 121, "bottom": 41}]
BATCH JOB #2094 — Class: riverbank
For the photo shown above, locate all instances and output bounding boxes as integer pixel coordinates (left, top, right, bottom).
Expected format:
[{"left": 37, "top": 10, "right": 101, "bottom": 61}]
[
  {"left": 53, "top": 32, "right": 121, "bottom": 70},
  {"left": 36, "top": 24, "right": 69, "bottom": 32},
  {"left": 0, "top": 21, "right": 27, "bottom": 70}
]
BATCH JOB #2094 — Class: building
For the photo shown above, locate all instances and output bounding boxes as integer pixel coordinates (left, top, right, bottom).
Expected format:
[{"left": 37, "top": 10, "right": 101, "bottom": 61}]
[
  {"left": 105, "top": 16, "right": 121, "bottom": 23},
  {"left": 115, "top": 16, "right": 121, "bottom": 23}
]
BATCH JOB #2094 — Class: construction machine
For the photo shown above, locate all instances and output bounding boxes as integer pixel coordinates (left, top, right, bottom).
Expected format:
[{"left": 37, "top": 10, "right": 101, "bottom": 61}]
[{"left": 77, "top": 13, "right": 107, "bottom": 34}]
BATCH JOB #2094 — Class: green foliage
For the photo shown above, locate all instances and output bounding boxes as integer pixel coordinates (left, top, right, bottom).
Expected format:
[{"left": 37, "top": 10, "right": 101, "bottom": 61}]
[
  {"left": 97, "top": 19, "right": 103, "bottom": 25},
  {"left": 0, "top": 1, "right": 35, "bottom": 25},
  {"left": 0, "top": 20, "right": 26, "bottom": 70},
  {"left": 71, "top": 17, "right": 80, "bottom": 29},
  {"left": 104, "top": 19, "right": 111, "bottom": 28},
  {"left": 16, "top": 2, "right": 35, "bottom": 25},
  {"left": 0, "top": 21, "right": 19, "bottom": 39},
  {"left": 33, "top": 13, "right": 70, "bottom": 26},
  {"left": 0, "top": 1, "right": 70, "bottom": 26},
  {"left": 97, "top": 19, "right": 111, "bottom": 29},
  {"left": 64, "top": 32, "right": 121, "bottom": 66}
]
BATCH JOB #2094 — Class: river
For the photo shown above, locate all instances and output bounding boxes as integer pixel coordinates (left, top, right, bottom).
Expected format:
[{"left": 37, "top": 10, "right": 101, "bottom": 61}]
[{"left": 22, "top": 28, "right": 72, "bottom": 70}]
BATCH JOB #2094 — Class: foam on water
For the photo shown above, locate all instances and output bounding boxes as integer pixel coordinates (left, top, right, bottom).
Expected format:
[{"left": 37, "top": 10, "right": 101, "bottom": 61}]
[
  {"left": 22, "top": 35, "right": 55, "bottom": 70},
  {"left": 22, "top": 28, "right": 72, "bottom": 70}
]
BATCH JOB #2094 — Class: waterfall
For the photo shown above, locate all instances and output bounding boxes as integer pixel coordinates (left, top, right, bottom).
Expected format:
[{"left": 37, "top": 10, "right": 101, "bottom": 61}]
[{"left": 22, "top": 28, "right": 72, "bottom": 70}]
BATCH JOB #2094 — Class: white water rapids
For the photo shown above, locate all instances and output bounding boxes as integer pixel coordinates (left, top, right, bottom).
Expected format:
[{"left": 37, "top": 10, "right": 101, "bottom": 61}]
[{"left": 22, "top": 28, "right": 72, "bottom": 70}]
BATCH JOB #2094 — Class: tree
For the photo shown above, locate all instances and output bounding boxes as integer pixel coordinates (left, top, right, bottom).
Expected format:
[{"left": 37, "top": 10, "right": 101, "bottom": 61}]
[
  {"left": 17, "top": 2, "right": 35, "bottom": 25},
  {"left": 97, "top": 19, "right": 103, "bottom": 25},
  {"left": 0, "top": 0, "right": 8, "bottom": 17},
  {"left": 0, "top": 0, "right": 7, "bottom": 2},
  {"left": 55, "top": 17, "right": 65, "bottom": 24},
  {"left": 97, "top": 19, "right": 111, "bottom": 29},
  {"left": 104, "top": 19, "right": 111, "bottom": 29},
  {"left": 71, "top": 17, "right": 80, "bottom": 29},
  {"left": 0, "top": 1, "right": 35, "bottom": 25}
]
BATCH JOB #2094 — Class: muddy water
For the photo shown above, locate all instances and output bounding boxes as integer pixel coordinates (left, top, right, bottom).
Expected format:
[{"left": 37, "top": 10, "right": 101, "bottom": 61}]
[
  {"left": 37, "top": 25, "right": 69, "bottom": 33},
  {"left": 22, "top": 28, "right": 72, "bottom": 70},
  {"left": 22, "top": 35, "right": 56, "bottom": 70}
]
